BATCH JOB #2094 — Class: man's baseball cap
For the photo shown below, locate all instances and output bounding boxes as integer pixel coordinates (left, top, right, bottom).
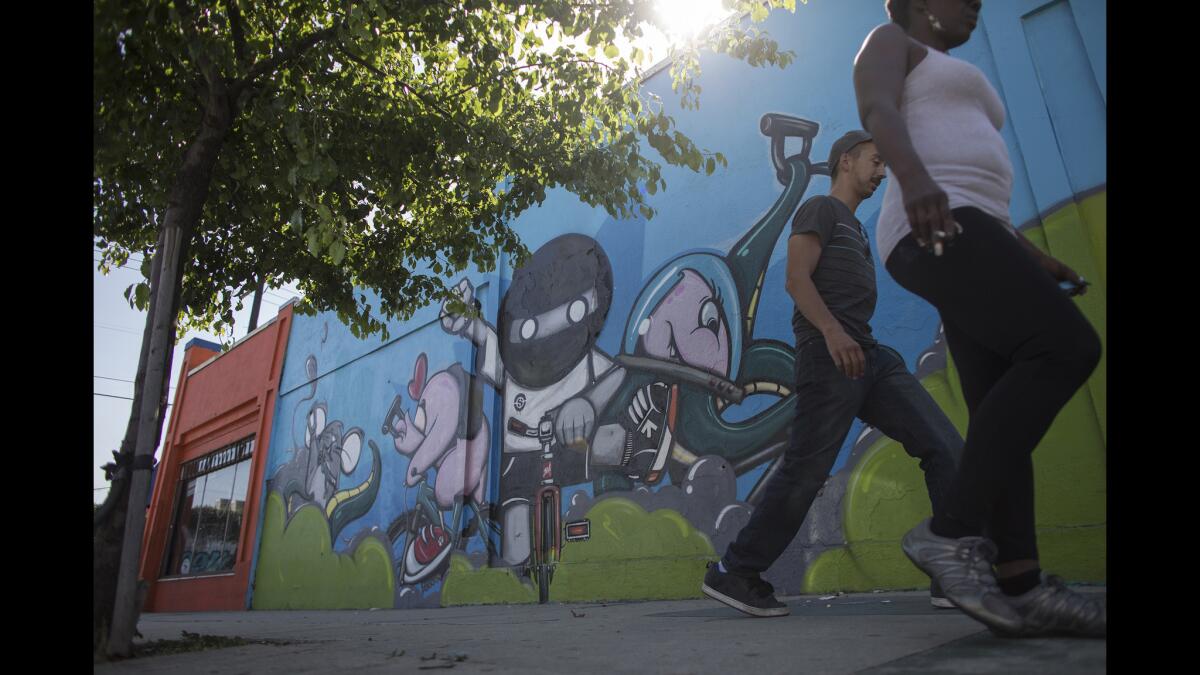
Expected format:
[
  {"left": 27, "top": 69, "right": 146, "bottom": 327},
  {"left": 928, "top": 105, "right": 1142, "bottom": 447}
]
[{"left": 828, "top": 130, "right": 874, "bottom": 179}]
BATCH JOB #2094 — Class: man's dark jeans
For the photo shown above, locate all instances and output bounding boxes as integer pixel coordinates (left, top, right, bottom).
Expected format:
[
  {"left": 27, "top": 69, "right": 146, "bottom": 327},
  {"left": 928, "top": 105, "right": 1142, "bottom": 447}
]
[{"left": 723, "top": 338, "right": 962, "bottom": 575}]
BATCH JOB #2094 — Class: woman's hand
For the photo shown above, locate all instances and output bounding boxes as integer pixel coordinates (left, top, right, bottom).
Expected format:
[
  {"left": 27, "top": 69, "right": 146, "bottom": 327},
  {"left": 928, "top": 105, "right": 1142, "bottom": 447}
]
[
  {"left": 901, "top": 172, "right": 960, "bottom": 255},
  {"left": 1041, "top": 256, "right": 1089, "bottom": 296}
]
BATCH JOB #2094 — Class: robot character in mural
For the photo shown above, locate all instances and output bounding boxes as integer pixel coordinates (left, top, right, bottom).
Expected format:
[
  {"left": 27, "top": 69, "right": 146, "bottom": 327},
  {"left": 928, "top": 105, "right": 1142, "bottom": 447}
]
[
  {"left": 600, "top": 113, "right": 827, "bottom": 500},
  {"left": 268, "top": 356, "right": 383, "bottom": 543},
  {"left": 382, "top": 351, "right": 495, "bottom": 585},
  {"left": 437, "top": 115, "right": 832, "bottom": 565},
  {"left": 440, "top": 233, "right": 665, "bottom": 566}
]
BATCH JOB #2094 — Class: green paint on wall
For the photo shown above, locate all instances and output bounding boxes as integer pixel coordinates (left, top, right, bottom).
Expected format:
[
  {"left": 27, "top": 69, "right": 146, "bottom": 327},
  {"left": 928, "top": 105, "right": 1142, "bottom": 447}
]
[
  {"left": 803, "top": 192, "right": 1107, "bottom": 592},
  {"left": 549, "top": 498, "right": 716, "bottom": 602},
  {"left": 1036, "top": 525, "right": 1106, "bottom": 580},
  {"left": 1038, "top": 194, "right": 1107, "bottom": 441},
  {"left": 440, "top": 554, "right": 538, "bottom": 606},
  {"left": 251, "top": 492, "right": 395, "bottom": 609},
  {"left": 1080, "top": 191, "right": 1106, "bottom": 289}
]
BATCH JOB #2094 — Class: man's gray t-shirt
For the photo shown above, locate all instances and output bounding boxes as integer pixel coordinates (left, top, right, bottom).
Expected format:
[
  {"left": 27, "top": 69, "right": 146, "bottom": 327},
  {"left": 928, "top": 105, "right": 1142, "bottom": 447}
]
[{"left": 790, "top": 195, "right": 878, "bottom": 348}]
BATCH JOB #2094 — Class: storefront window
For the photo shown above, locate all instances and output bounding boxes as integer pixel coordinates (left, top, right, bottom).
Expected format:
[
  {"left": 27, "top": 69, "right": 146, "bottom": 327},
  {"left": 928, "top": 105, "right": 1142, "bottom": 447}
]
[{"left": 164, "top": 437, "right": 254, "bottom": 577}]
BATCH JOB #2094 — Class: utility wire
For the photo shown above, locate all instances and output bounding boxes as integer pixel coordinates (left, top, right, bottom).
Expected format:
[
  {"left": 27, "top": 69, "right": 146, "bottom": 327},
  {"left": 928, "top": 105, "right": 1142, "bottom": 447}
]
[
  {"left": 94, "top": 392, "right": 172, "bottom": 406},
  {"left": 95, "top": 323, "right": 144, "bottom": 336},
  {"left": 94, "top": 375, "right": 175, "bottom": 390}
]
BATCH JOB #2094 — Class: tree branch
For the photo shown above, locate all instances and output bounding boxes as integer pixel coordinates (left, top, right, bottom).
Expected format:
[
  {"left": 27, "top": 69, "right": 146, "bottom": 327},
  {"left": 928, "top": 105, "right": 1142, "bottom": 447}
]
[
  {"left": 337, "top": 43, "right": 539, "bottom": 177},
  {"left": 228, "top": 0, "right": 250, "bottom": 73},
  {"left": 442, "top": 57, "right": 620, "bottom": 103},
  {"left": 336, "top": 44, "right": 387, "bottom": 79},
  {"left": 230, "top": 24, "right": 340, "bottom": 98},
  {"left": 175, "top": 0, "right": 223, "bottom": 90}
]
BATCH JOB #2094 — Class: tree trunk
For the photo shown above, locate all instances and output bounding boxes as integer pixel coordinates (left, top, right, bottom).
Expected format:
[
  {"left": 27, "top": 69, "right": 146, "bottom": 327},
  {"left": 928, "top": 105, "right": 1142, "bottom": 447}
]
[
  {"left": 93, "top": 224, "right": 168, "bottom": 656},
  {"left": 105, "top": 73, "right": 234, "bottom": 659}
]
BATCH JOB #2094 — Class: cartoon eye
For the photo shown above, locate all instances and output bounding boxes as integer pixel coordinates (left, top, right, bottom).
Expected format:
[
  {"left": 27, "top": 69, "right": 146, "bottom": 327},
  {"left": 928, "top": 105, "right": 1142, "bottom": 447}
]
[
  {"left": 567, "top": 298, "right": 587, "bottom": 324},
  {"left": 699, "top": 299, "right": 720, "bottom": 334},
  {"left": 412, "top": 402, "right": 427, "bottom": 434},
  {"left": 520, "top": 318, "right": 537, "bottom": 341},
  {"left": 340, "top": 431, "right": 362, "bottom": 475},
  {"left": 306, "top": 406, "right": 326, "bottom": 447}
]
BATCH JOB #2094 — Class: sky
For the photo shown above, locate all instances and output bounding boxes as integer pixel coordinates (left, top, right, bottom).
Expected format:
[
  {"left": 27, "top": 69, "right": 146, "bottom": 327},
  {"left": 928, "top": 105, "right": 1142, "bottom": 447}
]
[
  {"left": 92, "top": 0, "right": 743, "bottom": 505},
  {"left": 92, "top": 257, "right": 302, "bottom": 504}
]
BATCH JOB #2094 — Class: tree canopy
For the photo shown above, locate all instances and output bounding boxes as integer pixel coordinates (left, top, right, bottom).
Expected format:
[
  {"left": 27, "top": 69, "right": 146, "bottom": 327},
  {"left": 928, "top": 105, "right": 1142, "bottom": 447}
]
[{"left": 94, "top": 0, "right": 797, "bottom": 340}]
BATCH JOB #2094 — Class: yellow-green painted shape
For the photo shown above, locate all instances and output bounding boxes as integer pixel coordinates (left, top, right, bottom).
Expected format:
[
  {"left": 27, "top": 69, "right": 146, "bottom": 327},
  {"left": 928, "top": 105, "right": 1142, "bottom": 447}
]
[
  {"left": 440, "top": 554, "right": 538, "bottom": 606},
  {"left": 549, "top": 498, "right": 716, "bottom": 602},
  {"left": 251, "top": 492, "right": 395, "bottom": 610}
]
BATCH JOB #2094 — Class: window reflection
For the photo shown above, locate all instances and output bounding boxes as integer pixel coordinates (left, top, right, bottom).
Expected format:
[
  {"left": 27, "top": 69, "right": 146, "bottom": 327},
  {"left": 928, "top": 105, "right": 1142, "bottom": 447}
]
[{"left": 164, "top": 437, "right": 253, "bottom": 577}]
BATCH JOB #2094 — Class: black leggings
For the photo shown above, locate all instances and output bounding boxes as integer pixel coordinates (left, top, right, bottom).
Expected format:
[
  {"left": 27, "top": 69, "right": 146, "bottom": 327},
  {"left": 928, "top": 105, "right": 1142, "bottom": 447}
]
[{"left": 885, "top": 207, "right": 1101, "bottom": 563}]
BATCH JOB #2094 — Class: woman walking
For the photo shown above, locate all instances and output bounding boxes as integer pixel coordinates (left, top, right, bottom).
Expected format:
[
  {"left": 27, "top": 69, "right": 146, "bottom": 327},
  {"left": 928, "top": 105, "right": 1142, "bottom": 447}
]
[{"left": 853, "top": 0, "right": 1105, "bottom": 637}]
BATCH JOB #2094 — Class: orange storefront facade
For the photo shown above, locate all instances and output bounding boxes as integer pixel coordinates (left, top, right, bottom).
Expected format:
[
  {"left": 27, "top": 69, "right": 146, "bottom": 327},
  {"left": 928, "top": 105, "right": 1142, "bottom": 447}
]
[{"left": 138, "top": 303, "right": 294, "bottom": 612}]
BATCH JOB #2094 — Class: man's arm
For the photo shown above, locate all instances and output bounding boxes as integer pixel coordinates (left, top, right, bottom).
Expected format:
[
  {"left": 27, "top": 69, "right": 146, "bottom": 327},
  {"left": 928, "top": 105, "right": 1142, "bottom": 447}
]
[{"left": 786, "top": 233, "right": 866, "bottom": 379}]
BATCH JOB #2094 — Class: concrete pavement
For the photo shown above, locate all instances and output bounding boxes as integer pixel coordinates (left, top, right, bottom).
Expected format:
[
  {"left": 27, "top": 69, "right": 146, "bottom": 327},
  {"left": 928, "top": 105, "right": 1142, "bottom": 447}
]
[{"left": 95, "top": 589, "right": 1106, "bottom": 674}]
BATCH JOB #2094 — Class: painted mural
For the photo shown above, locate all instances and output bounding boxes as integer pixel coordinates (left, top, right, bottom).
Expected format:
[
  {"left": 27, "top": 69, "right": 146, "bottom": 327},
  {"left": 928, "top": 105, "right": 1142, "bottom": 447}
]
[{"left": 249, "top": 0, "right": 1105, "bottom": 609}]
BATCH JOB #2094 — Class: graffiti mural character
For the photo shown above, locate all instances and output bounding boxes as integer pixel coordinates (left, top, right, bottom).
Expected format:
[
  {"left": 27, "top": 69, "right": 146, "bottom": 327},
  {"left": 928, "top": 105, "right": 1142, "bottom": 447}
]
[
  {"left": 268, "top": 361, "right": 382, "bottom": 543},
  {"left": 607, "top": 114, "right": 826, "bottom": 493},
  {"left": 440, "top": 234, "right": 630, "bottom": 566},
  {"left": 384, "top": 352, "right": 494, "bottom": 584}
]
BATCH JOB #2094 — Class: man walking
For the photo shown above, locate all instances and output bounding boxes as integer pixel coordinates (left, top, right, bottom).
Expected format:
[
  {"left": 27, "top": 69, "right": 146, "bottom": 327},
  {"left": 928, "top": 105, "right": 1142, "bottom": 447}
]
[{"left": 701, "top": 131, "right": 962, "bottom": 616}]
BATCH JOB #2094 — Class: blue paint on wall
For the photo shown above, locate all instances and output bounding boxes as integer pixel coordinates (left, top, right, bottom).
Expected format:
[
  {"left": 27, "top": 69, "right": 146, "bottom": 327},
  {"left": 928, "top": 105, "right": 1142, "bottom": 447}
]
[{"left": 252, "top": 0, "right": 1106, "bottom": 606}]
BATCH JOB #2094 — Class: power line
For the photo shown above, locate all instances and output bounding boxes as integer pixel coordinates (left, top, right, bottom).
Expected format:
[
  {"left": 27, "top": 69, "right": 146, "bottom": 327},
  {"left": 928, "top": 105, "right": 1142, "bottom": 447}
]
[
  {"left": 93, "top": 248, "right": 146, "bottom": 264},
  {"left": 95, "top": 322, "right": 144, "bottom": 336},
  {"left": 94, "top": 375, "right": 175, "bottom": 390},
  {"left": 94, "top": 392, "right": 172, "bottom": 406},
  {"left": 94, "top": 258, "right": 145, "bottom": 273}
]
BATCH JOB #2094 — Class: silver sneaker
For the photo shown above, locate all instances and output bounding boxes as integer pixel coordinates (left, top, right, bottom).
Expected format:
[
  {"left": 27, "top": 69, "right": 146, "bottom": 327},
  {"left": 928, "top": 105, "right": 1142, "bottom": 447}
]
[
  {"left": 901, "top": 518, "right": 1023, "bottom": 634},
  {"left": 929, "top": 579, "right": 955, "bottom": 609},
  {"left": 1004, "top": 574, "right": 1106, "bottom": 638}
]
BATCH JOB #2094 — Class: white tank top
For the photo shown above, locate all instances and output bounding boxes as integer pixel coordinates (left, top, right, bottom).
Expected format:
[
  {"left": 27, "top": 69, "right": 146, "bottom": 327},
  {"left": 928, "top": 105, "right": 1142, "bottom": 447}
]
[{"left": 876, "top": 43, "right": 1014, "bottom": 262}]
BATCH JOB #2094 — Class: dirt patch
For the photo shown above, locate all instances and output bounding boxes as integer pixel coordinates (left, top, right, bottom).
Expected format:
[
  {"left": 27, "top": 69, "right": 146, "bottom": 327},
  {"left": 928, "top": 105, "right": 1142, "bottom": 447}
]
[{"left": 129, "top": 630, "right": 301, "bottom": 658}]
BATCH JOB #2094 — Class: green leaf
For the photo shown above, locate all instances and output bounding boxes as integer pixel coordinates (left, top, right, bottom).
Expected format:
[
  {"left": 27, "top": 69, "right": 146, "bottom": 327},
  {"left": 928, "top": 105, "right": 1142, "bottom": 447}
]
[{"left": 92, "top": 0, "right": 793, "bottom": 344}]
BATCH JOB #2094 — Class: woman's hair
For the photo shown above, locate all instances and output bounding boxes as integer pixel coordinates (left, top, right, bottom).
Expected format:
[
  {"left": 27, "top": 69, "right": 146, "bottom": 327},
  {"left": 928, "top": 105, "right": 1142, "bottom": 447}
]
[{"left": 886, "top": 0, "right": 912, "bottom": 29}]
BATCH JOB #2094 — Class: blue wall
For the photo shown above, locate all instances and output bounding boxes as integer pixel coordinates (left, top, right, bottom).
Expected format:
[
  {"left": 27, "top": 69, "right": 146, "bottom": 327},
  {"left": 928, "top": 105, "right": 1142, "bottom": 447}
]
[{"left": 249, "top": 0, "right": 1106, "bottom": 607}]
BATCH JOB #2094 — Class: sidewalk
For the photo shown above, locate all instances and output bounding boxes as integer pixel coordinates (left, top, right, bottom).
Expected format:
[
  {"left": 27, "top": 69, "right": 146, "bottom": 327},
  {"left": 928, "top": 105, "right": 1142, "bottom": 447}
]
[{"left": 95, "top": 589, "right": 1106, "bottom": 674}]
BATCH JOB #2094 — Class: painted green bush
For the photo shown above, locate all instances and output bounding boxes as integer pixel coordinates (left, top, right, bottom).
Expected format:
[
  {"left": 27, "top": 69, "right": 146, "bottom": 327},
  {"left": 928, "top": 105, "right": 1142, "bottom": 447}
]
[
  {"left": 251, "top": 492, "right": 395, "bottom": 609},
  {"left": 548, "top": 498, "right": 716, "bottom": 602},
  {"left": 440, "top": 498, "right": 715, "bottom": 605},
  {"left": 440, "top": 554, "right": 538, "bottom": 607}
]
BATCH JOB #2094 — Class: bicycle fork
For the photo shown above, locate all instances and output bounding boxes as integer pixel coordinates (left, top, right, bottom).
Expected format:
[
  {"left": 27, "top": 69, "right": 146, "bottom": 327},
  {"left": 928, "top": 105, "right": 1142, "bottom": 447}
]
[{"left": 510, "top": 412, "right": 563, "bottom": 603}]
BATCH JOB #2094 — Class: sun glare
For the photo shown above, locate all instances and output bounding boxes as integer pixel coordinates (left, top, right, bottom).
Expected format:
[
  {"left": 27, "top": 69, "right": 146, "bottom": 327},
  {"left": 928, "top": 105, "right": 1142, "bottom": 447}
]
[{"left": 655, "top": 0, "right": 736, "bottom": 40}]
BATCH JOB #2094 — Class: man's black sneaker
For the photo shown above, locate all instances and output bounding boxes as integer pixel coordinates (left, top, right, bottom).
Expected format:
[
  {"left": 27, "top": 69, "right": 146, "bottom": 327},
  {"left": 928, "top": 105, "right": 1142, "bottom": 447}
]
[{"left": 701, "top": 561, "right": 789, "bottom": 617}]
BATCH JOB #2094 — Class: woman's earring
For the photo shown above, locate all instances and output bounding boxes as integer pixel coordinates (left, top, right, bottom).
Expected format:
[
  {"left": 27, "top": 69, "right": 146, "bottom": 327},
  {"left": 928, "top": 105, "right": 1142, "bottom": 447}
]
[{"left": 927, "top": 12, "right": 944, "bottom": 31}]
